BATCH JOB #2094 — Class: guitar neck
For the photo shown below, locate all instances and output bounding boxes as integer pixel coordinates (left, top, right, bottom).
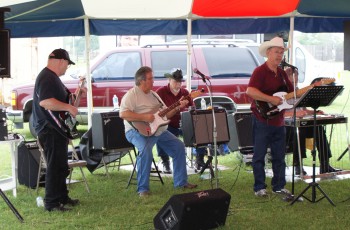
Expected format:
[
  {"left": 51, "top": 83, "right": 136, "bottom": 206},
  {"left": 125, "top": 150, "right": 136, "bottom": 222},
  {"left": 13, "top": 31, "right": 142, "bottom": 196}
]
[
  {"left": 158, "top": 94, "right": 191, "bottom": 117},
  {"left": 284, "top": 84, "right": 314, "bottom": 100},
  {"left": 72, "top": 80, "right": 85, "bottom": 107}
]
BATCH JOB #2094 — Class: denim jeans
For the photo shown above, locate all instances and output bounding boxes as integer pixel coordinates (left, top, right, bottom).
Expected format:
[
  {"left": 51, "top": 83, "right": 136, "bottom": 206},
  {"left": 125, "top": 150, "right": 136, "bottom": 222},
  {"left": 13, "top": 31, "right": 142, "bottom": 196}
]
[
  {"left": 126, "top": 129, "right": 188, "bottom": 193},
  {"left": 157, "top": 126, "right": 181, "bottom": 159},
  {"left": 252, "top": 116, "right": 286, "bottom": 192}
]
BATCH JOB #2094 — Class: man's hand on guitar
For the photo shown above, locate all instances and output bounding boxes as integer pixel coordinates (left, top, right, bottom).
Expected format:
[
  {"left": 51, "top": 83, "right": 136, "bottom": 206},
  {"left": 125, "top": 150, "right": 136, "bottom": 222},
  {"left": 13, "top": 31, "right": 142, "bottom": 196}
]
[
  {"left": 178, "top": 97, "right": 189, "bottom": 109},
  {"left": 69, "top": 105, "right": 78, "bottom": 118},
  {"left": 143, "top": 113, "right": 155, "bottom": 123},
  {"left": 269, "top": 96, "right": 283, "bottom": 106}
]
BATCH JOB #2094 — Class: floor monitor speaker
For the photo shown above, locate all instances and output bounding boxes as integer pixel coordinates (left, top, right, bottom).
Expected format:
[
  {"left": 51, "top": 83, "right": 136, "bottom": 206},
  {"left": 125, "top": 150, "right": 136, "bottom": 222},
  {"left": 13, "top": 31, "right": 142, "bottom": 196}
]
[
  {"left": 181, "top": 109, "right": 230, "bottom": 147},
  {"left": 92, "top": 111, "right": 133, "bottom": 150},
  {"left": 153, "top": 188, "right": 231, "bottom": 230},
  {"left": 17, "top": 141, "right": 45, "bottom": 188}
]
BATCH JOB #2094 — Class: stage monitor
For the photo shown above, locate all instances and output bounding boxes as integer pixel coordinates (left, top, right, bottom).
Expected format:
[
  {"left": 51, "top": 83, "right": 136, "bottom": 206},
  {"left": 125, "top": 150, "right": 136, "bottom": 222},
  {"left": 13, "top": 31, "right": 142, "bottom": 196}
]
[{"left": 0, "top": 29, "right": 10, "bottom": 78}]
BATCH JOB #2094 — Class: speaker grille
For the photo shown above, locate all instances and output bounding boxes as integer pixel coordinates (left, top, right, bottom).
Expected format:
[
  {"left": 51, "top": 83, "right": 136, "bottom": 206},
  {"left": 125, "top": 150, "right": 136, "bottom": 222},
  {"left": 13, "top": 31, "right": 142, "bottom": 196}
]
[
  {"left": 92, "top": 112, "right": 133, "bottom": 150},
  {"left": 181, "top": 109, "right": 230, "bottom": 147}
]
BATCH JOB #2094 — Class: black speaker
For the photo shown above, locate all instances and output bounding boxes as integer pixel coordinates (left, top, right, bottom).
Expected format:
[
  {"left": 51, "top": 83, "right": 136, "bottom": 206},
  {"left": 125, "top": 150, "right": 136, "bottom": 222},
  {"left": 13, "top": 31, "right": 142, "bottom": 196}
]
[
  {"left": 227, "top": 112, "right": 253, "bottom": 153},
  {"left": 154, "top": 188, "right": 231, "bottom": 230},
  {"left": 17, "top": 141, "right": 45, "bottom": 188},
  {"left": 0, "top": 29, "right": 10, "bottom": 78},
  {"left": 92, "top": 111, "right": 133, "bottom": 150},
  {"left": 181, "top": 109, "right": 230, "bottom": 147}
]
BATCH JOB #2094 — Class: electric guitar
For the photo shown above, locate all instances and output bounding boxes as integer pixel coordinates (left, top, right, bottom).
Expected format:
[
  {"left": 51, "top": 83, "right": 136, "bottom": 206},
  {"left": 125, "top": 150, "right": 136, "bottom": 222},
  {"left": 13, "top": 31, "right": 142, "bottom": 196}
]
[
  {"left": 131, "top": 91, "right": 201, "bottom": 136},
  {"left": 255, "top": 78, "right": 335, "bottom": 119},
  {"left": 58, "top": 79, "right": 86, "bottom": 139}
]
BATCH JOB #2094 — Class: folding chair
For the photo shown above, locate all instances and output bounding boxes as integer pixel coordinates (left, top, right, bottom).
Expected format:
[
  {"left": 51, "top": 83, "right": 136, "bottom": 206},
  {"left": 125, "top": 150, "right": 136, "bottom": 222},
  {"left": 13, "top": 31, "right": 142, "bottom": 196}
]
[
  {"left": 36, "top": 138, "right": 90, "bottom": 193},
  {"left": 126, "top": 150, "right": 164, "bottom": 188}
]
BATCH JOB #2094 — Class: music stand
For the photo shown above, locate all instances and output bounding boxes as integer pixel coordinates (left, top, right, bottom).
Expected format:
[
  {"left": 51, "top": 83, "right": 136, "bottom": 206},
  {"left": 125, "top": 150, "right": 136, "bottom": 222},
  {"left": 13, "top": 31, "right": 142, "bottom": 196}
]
[{"left": 291, "top": 85, "right": 344, "bottom": 206}]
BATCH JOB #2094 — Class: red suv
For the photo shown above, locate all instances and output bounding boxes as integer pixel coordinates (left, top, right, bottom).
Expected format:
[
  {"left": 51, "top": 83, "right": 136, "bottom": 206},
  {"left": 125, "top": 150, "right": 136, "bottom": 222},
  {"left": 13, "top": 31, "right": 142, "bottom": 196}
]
[{"left": 7, "top": 41, "right": 262, "bottom": 136}]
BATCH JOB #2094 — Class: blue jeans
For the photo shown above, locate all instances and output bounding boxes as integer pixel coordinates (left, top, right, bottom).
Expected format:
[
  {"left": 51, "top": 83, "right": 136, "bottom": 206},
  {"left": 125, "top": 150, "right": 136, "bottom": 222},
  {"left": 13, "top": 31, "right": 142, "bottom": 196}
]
[
  {"left": 252, "top": 116, "right": 286, "bottom": 192},
  {"left": 126, "top": 129, "right": 188, "bottom": 193},
  {"left": 157, "top": 126, "right": 181, "bottom": 159}
]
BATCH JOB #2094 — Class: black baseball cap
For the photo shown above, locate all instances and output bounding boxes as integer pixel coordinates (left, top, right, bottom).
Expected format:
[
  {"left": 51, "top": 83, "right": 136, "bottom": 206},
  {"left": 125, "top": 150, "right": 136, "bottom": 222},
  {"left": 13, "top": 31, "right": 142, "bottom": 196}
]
[
  {"left": 164, "top": 68, "right": 184, "bottom": 82},
  {"left": 48, "top": 48, "right": 75, "bottom": 65}
]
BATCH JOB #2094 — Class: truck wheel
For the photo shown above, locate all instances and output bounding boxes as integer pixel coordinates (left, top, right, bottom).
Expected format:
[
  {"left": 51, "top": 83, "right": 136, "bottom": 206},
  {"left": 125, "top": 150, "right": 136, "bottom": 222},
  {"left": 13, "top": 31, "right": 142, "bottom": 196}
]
[{"left": 29, "top": 114, "right": 37, "bottom": 138}]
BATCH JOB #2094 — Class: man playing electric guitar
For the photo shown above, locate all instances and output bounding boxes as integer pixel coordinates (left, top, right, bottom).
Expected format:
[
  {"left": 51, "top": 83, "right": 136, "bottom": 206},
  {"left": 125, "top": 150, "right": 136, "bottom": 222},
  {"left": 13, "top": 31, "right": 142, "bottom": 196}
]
[
  {"left": 246, "top": 37, "right": 294, "bottom": 198},
  {"left": 32, "top": 49, "right": 85, "bottom": 212},
  {"left": 120, "top": 66, "right": 197, "bottom": 197}
]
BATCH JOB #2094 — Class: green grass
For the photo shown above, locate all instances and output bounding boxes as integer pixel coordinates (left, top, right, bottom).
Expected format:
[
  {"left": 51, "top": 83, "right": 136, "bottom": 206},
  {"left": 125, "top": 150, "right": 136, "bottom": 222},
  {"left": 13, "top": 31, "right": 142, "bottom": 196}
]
[{"left": 2, "top": 71, "right": 350, "bottom": 229}]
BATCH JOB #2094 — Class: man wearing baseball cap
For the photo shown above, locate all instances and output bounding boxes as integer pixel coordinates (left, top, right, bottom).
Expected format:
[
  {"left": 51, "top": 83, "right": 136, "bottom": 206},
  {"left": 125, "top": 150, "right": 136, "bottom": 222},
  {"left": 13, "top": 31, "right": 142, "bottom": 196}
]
[
  {"left": 32, "top": 48, "right": 82, "bottom": 212},
  {"left": 246, "top": 37, "right": 294, "bottom": 198}
]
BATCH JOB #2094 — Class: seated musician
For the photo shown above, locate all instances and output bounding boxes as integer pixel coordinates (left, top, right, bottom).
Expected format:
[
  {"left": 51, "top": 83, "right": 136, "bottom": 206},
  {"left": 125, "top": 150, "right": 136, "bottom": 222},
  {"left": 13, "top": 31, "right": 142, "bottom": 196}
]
[
  {"left": 119, "top": 66, "right": 197, "bottom": 197},
  {"left": 284, "top": 72, "right": 341, "bottom": 175}
]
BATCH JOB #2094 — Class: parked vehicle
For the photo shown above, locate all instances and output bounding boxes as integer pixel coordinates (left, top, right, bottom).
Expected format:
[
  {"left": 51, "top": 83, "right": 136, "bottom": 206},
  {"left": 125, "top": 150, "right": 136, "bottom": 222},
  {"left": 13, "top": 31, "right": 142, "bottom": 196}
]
[{"left": 7, "top": 41, "right": 263, "bottom": 136}]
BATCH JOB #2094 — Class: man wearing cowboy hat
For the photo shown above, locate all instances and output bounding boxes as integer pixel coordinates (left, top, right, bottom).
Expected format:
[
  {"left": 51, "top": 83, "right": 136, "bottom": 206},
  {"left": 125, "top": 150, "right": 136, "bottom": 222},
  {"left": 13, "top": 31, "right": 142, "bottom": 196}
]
[
  {"left": 246, "top": 37, "right": 294, "bottom": 197},
  {"left": 156, "top": 68, "right": 194, "bottom": 173}
]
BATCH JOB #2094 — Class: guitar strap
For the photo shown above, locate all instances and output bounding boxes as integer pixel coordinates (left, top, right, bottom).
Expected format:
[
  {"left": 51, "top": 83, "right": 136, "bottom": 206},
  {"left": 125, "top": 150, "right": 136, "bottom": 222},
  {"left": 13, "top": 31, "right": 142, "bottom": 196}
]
[
  {"left": 151, "top": 91, "right": 166, "bottom": 109},
  {"left": 279, "top": 71, "right": 290, "bottom": 92}
]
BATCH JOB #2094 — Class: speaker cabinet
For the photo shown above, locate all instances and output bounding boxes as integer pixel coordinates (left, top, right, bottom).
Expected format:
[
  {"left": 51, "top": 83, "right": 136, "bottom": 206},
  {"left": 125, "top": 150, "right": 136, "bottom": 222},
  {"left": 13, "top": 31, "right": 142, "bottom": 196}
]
[
  {"left": 92, "top": 111, "right": 133, "bottom": 150},
  {"left": 181, "top": 109, "right": 230, "bottom": 147},
  {"left": 0, "top": 29, "right": 10, "bottom": 78},
  {"left": 154, "top": 188, "right": 231, "bottom": 230},
  {"left": 17, "top": 141, "right": 45, "bottom": 188},
  {"left": 227, "top": 112, "right": 253, "bottom": 153}
]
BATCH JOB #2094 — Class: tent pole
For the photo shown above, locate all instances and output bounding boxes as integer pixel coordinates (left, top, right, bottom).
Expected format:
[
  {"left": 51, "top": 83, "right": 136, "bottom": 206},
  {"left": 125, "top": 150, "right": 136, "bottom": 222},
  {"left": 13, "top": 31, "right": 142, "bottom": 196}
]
[
  {"left": 289, "top": 16, "right": 295, "bottom": 65},
  {"left": 84, "top": 17, "right": 93, "bottom": 129},
  {"left": 185, "top": 17, "right": 193, "bottom": 167}
]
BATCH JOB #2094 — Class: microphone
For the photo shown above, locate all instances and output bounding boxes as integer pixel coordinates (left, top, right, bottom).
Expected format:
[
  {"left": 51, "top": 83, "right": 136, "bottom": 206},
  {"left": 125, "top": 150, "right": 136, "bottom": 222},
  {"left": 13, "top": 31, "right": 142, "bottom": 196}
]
[
  {"left": 194, "top": 68, "right": 208, "bottom": 83},
  {"left": 280, "top": 58, "right": 298, "bottom": 71}
]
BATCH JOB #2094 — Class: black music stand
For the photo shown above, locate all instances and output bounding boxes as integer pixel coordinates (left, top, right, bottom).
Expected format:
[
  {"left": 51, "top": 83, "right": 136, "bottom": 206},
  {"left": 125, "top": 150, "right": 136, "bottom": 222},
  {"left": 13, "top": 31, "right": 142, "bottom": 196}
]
[{"left": 291, "top": 85, "right": 343, "bottom": 206}]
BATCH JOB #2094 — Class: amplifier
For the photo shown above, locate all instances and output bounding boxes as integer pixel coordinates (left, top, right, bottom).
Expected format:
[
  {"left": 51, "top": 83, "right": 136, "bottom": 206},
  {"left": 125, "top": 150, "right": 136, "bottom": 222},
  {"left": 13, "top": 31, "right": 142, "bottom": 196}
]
[
  {"left": 181, "top": 109, "right": 230, "bottom": 147},
  {"left": 18, "top": 141, "right": 45, "bottom": 188},
  {"left": 92, "top": 111, "right": 133, "bottom": 150},
  {"left": 0, "top": 108, "right": 7, "bottom": 141},
  {"left": 227, "top": 112, "right": 253, "bottom": 153}
]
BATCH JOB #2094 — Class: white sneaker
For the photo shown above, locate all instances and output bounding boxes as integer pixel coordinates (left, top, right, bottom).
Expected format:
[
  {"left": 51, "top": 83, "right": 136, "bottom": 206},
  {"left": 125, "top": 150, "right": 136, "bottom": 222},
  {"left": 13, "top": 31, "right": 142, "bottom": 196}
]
[
  {"left": 255, "top": 189, "right": 268, "bottom": 197},
  {"left": 273, "top": 188, "right": 291, "bottom": 196}
]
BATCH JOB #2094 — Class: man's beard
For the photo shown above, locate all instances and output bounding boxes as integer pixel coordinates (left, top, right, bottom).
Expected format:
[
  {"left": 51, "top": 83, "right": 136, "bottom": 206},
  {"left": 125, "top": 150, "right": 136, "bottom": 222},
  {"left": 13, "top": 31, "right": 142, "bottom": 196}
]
[{"left": 172, "top": 88, "right": 180, "bottom": 94}]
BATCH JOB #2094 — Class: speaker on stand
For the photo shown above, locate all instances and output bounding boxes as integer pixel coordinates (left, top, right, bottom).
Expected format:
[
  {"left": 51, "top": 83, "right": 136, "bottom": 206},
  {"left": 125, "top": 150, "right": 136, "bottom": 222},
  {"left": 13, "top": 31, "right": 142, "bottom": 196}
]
[
  {"left": 91, "top": 111, "right": 134, "bottom": 174},
  {"left": 153, "top": 188, "right": 231, "bottom": 230},
  {"left": 181, "top": 108, "right": 230, "bottom": 147}
]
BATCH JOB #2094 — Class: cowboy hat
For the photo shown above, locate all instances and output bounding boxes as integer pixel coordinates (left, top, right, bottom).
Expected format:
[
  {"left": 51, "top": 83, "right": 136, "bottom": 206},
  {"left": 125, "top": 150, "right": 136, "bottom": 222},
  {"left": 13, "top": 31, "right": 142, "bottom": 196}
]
[{"left": 259, "top": 37, "right": 289, "bottom": 57}]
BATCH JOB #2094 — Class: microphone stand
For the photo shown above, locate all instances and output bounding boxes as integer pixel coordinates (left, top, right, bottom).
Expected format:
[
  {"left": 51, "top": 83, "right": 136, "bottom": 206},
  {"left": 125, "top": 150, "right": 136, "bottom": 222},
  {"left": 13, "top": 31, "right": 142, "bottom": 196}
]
[{"left": 204, "top": 78, "right": 219, "bottom": 188}]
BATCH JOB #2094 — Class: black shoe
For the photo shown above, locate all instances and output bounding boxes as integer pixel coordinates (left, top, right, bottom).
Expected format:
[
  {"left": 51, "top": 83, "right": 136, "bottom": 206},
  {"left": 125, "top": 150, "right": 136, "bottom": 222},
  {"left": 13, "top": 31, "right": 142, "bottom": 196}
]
[
  {"left": 195, "top": 155, "right": 205, "bottom": 171},
  {"left": 328, "top": 165, "right": 342, "bottom": 173},
  {"left": 162, "top": 161, "right": 172, "bottom": 174},
  {"left": 295, "top": 166, "right": 307, "bottom": 175},
  {"left": 63, "top": 197, "right": 80, "bottom": 207},
  {"left": 320, "top": 165, "right": 342, "bottom": 174},
  {"left": 46, "top": 204, "right": 71, "bottom": 212}
]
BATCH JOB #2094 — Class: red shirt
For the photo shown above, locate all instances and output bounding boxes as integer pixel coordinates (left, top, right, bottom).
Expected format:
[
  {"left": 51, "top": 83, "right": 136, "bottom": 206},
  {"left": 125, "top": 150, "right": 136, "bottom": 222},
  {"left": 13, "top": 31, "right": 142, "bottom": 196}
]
[
  {"left": 156, "top": 84, "right": 194, "bottom": 128},
  {"left": 248, "top": 62, "right": 294, "bottom": 126}
]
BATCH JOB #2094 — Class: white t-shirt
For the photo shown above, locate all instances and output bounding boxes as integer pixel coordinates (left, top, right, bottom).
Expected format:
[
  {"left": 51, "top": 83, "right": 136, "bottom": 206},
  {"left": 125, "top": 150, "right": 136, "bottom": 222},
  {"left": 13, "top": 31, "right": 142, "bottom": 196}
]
[{"left": 120, "top": 86, "right": 168, "bottom": 136}]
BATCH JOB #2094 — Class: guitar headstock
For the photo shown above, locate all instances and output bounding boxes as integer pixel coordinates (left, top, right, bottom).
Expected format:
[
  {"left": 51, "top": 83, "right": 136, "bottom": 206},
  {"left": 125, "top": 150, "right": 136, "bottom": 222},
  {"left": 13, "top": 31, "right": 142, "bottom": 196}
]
[
  {"left": 190, "top": 90, "right": 202, "bottom": 98},
  {"left": 78, "top": 77, "right": 86, "bottom": 88},
  {"left": 314, "top": 78, "right": 335, "bottom": 86}
]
